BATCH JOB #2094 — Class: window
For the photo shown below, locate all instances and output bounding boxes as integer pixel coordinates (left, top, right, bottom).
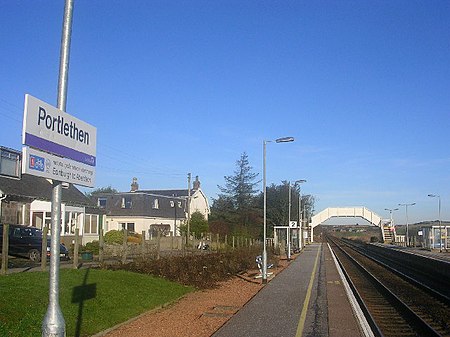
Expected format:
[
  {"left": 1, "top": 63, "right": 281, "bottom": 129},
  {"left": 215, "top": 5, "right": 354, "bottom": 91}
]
[
  {"left": 121, "top": 197, "right": 132, "bottom": 209},
  {"left": 98, "top": 198, "right": 107, "bottom": 208},
  {"left": 32, "top": 211, "right": 51, "bottom": 230},
  {"left": 84, "top": 214, "right": 98, "bottom": 234},
  {"left": 64, "top": 212, "right": 79, "bottom": 234},
  {"left": 149, "top": 224, "right": 170, "bottom": 237},
  {"left": 120, "top": 222, "right": 135, "bottom": 233},
  {"left": 127, "top": 223, "right": 135, "bottom": 232},
  {"left": 152, "top": 199, "right": 159, "bottom": 209},
  {"left": 0, "top": 147, "right": 20, "bottom": 178}
]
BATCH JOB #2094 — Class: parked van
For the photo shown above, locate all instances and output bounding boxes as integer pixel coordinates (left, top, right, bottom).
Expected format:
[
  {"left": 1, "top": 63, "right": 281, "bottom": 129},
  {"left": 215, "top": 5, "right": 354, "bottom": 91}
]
[{"left": 0, "top": 224, "right": 69, "bottom": 262}]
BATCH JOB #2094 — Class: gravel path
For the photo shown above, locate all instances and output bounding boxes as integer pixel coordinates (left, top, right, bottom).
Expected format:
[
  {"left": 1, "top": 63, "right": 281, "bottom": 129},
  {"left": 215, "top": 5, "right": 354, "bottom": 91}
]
[{"left": 99, "top": 261, "right": 288, "bottom": 337}]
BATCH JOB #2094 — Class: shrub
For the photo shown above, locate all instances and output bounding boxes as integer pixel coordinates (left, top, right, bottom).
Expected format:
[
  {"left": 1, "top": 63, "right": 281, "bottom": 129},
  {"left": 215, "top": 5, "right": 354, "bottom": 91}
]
[
  {"left": 82, "top": 241, "right": 100, "bottom": 254},
  {"left": 127, "top": 234, "right": 142, "bottom": 244},
  {"left": 112, "top": 247, "right": 261, "bottom": 289},
  {"left": 104, "top": 230, "right": 124, "bottom": 244},
  {"left": 104, "top": 230, "right": 143, "bottom": 244}
]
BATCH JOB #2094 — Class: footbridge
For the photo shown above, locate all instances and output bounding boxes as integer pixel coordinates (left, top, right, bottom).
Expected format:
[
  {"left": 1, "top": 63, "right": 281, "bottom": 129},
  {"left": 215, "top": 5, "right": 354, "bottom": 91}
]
[{"left": 309, "top": 207, "right": 382, "bottom": 242}]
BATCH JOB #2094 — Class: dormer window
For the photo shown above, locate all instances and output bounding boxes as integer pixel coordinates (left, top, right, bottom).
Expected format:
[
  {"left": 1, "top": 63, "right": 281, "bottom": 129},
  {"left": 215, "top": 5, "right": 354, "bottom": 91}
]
[
  {"left": 121, "top": 197, "right": 132, "bottom": 209},
  {"left": 98, "top": 198, "right": 107, "bottom": 208},
  {"left": 152, "top": 199, "right": 159, "bottom": 209}
]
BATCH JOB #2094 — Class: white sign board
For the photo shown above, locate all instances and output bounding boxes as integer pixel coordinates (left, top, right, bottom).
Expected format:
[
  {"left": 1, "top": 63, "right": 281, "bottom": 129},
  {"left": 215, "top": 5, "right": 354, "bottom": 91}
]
[
  {"left": 289, "top": 221, "right": 298, "bottom": 228},
  {"left": 22, "top": 147, "right": 95, "bottom": 187},
  {"left": 22, "top": 94, "right": 97, "bottom": 167}
]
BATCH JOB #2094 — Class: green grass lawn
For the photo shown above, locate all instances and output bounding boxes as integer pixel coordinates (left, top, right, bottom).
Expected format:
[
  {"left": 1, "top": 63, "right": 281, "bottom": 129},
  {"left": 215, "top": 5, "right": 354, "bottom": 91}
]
[{"left": 0, "top": 268, "right": 193, "bottom": 337}]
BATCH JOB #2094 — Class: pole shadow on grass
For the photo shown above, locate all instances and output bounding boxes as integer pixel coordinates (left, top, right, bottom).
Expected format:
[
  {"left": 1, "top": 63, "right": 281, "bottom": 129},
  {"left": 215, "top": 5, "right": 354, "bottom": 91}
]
[{"left": 71, "top": 268, "right": 97, "bottom": 337}]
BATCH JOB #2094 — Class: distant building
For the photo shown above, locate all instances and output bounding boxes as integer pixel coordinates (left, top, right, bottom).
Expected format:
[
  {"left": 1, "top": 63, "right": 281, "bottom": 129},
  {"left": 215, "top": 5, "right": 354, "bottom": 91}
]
[
  {"left": 419, "top": 224, "right": 449, "bottom": 250},
  {"left": 93, "top": 176, "right": 210, "bottom": 239}
]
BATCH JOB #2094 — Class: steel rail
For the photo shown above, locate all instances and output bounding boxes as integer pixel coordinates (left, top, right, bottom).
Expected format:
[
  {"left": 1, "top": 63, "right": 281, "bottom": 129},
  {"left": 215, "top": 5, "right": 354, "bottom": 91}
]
[
  {"left": 328, "top": 236, "right": 442, "bottom": 337},
  {"left": 340, "top": 238, "right": 450, "bottom": 305}
]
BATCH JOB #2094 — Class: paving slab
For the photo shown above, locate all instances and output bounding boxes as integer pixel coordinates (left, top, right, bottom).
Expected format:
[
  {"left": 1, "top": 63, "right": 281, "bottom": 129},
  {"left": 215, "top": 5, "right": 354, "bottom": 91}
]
[{"left": 213, "top": 243, "right": 325, "bottom": 337}]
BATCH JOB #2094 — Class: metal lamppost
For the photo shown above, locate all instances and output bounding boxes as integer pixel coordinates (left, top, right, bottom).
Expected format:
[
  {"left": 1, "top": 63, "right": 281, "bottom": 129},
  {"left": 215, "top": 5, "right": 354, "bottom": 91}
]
[
  {"left": 428, "top": 194, "right": 442, "bottom": 252},
  {"left": 292, "top": 180, "right": 306, "bottom": 252},
  {"left": 263, "top": 136, "right": 294, "bottom": 284},
  {"left": 384, "top": 208, "right": 399, "bottom": 227},
  {"left": 398, "top": 203, "right": 415, "bottom": 247},
  {"left": 288, "top": 181, "right": 292, "bottom": 261}
]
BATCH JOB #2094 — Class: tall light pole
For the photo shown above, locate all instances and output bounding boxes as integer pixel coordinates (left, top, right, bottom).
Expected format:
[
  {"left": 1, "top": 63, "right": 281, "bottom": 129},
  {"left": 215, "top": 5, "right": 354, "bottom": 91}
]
[
  {"left": 384, "top": 208, "right": 399, "bottom": 227},
  {"left": 263, "top": 136, "right": 294, "bottom": 284},
  {"left": 428, "top": 194, "right": 442, "bottom": 252},
  {"left": 294, "top": 180, "right": 306, "bottom": 251},
  {"left": 398, "top": 203, "right": 415, "bottom": 247},
  {"left": 288, "top": 181, "right": 292, "bottom": 261}
]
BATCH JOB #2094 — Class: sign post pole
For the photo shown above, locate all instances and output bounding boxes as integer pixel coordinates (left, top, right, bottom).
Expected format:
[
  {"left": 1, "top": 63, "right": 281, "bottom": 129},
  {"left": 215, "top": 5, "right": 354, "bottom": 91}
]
[{"left": 42, "top": 1, "right": 74, "bottom": 336}]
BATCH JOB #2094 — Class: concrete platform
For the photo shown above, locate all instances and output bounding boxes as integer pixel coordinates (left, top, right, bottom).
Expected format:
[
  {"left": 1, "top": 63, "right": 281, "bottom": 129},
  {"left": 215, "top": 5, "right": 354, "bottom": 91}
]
[{"left": 213, "top": 243, "right": 365, "bottom": 337}]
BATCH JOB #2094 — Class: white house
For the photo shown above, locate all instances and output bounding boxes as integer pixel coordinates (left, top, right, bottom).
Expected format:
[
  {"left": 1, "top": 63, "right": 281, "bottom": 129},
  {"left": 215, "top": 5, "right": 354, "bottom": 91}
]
[{"left": 94, "top": 176, "right": 210, "bottom": 239}]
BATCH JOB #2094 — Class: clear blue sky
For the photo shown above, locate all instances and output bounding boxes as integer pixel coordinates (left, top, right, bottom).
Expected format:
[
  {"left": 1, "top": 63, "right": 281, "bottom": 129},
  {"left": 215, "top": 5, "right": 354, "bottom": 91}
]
[{"left": 1, "top": 1, "right": 449, "bottom": 224}]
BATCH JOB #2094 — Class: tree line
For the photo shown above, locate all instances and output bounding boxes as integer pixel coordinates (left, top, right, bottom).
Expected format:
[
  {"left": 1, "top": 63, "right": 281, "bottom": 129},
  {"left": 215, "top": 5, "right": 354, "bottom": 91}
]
[{"left": 209, "top": 152, "right": 315, "bottom": 239}]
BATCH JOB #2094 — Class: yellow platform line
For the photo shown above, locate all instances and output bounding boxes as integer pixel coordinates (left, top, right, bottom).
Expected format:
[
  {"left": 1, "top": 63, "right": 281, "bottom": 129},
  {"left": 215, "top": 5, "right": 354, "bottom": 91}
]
[{"left": 295, "top": 245, "right": 321, "bottom": 337}]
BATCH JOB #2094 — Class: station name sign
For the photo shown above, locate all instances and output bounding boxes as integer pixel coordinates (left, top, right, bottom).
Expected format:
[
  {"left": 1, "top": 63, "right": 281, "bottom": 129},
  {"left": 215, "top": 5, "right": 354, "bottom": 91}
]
[{"left": 22, "top": 94, "right": 97, "bottom": 166}]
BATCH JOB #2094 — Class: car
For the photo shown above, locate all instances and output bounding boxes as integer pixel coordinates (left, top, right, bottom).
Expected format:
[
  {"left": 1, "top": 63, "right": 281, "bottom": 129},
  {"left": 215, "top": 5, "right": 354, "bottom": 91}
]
[{"left": 0, "top": 223, "right": 69, "bottom": 262}]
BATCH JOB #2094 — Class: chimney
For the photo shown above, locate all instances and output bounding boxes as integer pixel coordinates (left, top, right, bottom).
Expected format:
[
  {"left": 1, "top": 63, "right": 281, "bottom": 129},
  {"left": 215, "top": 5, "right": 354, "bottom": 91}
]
[
  {"left": 193, "top": 176, "right": 200, "bottom": 190},
  {"left": 131, "top": 177, "right": 139, "bottom": 192}
]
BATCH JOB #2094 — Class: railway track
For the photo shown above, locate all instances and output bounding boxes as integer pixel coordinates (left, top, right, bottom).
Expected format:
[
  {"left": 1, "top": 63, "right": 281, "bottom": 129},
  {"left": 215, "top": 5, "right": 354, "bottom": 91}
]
[{"left": 327, "top": 235, "right": 450, "bottom": 337}]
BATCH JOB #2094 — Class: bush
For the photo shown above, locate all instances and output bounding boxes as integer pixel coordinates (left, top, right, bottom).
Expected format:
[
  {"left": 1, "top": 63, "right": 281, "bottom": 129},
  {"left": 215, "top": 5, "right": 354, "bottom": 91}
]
[
  {"left": 127, "top": 234, "right": 142, "bottom": 244},
  {"left": 104, "top": 230, "right": 142, "bottom": 244},
  {"left": 82, "top": 241, "right": 100, "bottom": 254},
  {"left": 113, "top": 247, "right": 261, "bottom": 289},
  {"left": 104, "top": 230, "right": 124, "bottom": 244}
]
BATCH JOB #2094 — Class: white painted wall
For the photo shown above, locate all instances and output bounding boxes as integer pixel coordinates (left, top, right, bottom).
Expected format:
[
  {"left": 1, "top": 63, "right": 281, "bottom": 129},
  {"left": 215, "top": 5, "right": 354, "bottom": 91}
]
[{"left": 105, "top": 216, "right": 183, "bottom": 239}]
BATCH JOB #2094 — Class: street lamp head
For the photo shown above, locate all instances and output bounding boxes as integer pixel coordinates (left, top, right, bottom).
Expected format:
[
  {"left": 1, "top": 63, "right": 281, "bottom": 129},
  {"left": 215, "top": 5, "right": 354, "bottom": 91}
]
[
  {"left": 275, "top": 136, "right": 295, "bottom": 143},
  {"left": 428, "top": 194, "right": 439, "bottom": 198},
  {"left": 399, "top": 202, "right": 416, "bottom": 207},
  {"left": 295, "top": 179, "right": 307, "bottom": 184},
  {"left": 385, "top": 207, "right": 399, "bottom": 212}
]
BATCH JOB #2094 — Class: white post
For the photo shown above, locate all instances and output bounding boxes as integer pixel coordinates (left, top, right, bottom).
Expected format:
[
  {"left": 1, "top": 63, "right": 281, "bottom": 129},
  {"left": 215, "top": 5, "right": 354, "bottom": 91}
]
[{"left": 262, "top": 140, "right": 268, "bottom": 284}]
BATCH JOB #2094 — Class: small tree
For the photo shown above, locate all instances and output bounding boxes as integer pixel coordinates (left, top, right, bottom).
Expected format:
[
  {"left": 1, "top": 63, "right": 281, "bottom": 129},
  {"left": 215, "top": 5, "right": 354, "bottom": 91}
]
[
  {"left": 190, "top": 211, "right": 209, "bottom": 238},
  {"left": 213, "top": 152, "right": 261, "bottom": 233},
  {"left": 85, "top": 186, "right": 118, "bottom": 198},
  {"left": 217, "top": 152, "right": 260, "bottom": 212}
]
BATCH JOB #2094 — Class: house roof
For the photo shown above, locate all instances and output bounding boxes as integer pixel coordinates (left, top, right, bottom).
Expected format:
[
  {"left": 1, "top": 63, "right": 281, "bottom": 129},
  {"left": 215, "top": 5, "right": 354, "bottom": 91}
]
[
  {"left": 136, "top": 189, "right": 189, "bottom": 197},
  {"left": 95, "top": 192, "right": 186, "bottom": 219},
  {"left": 0, "top": 174, "right": 94, "bottom": 207}
]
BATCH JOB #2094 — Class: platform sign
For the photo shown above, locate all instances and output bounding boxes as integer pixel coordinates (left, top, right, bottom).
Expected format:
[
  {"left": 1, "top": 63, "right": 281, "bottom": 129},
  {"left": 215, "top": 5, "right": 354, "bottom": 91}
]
[
  {"left": 22, "top": 147, "right": 95, "bottom": 187},
  {"left": 289, "top": 221, "right": 298, "bottom": 228},
  {"left": 22, "top": 94, "right": 96, "bottom": 167}
]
